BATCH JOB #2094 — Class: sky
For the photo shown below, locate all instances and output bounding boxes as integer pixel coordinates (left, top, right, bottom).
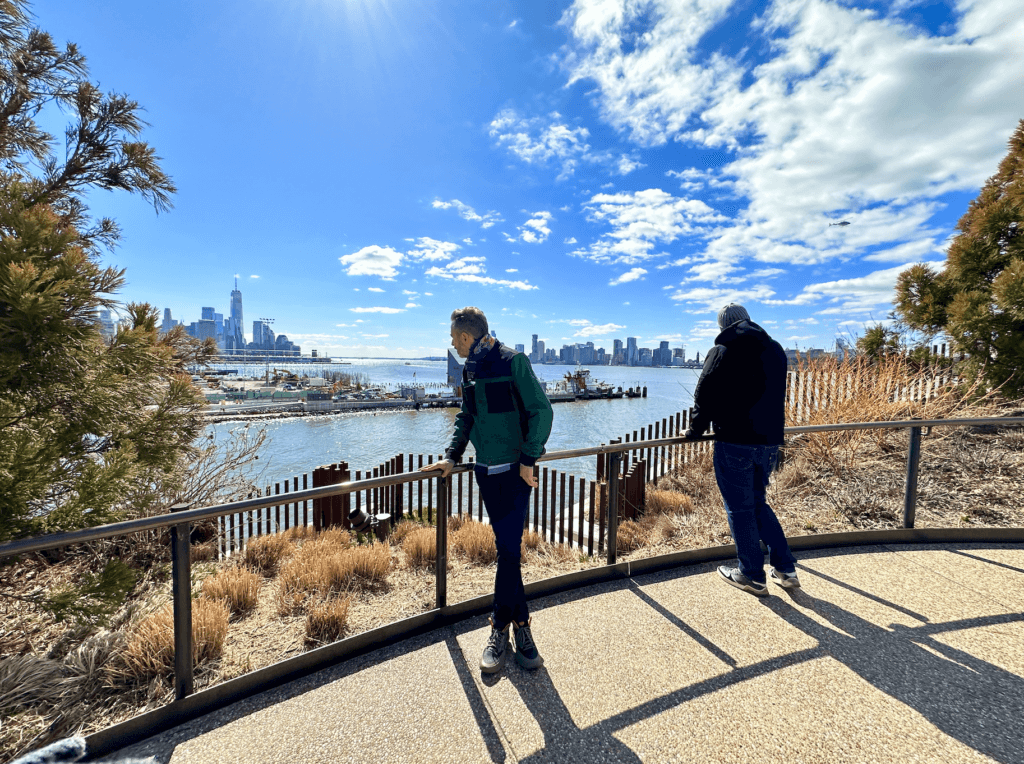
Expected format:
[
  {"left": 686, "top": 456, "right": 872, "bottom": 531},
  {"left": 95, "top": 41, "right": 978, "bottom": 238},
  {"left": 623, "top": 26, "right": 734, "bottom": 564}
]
[{"left": 32, "top": 0, "right": 1024, "bottom": 358}]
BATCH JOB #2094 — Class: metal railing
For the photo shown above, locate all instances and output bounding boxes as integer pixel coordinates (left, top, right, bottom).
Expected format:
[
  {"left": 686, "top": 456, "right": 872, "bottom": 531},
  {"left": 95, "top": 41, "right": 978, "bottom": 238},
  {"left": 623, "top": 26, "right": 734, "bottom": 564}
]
[{"left": 1, "top": 415, "right": 1022, "bottom": 704}]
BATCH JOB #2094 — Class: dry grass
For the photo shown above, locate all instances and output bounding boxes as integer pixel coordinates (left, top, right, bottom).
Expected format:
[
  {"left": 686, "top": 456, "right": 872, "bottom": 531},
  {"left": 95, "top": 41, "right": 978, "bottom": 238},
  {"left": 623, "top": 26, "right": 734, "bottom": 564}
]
[
  {"left": 389, "top": 519, "right": 419, "bottom": 546},
  {"left": 646, "top": 487, "right": 694, "bottom": 516},
  {"left": 243, "top": 534, "right": 293, "bottom": 576},
  {"left": 450, "top": 519, "right": 497, "bottom": 565},
  {"left": 616, "top": 520, "right": 645, "bottom": 552},
  {"left": 201, "top": 567, "right": 261, "bottom": 618},
  {"left": 521, "top": 529, "right": 541, "bottom": 553},
  {"left": 448, "top": 514, "right": 467, "bottom": 534},
  {"left": 119, "top": 599, "right": 229, "bottom": 682},
  {"left": 304, "top": 597, "right": 352, "bottom": 646},
  {"left": 401, "top": 528, "right": 437, "bottom": 569},
  {"left": 346, "top": 542, "right": 392, "bottom": 582},
  {"left": 276, "top": 532, "right": 388, "bottom": 613},
  {"left": 282, "top": 525, "right": 315, "bottom": 542}
]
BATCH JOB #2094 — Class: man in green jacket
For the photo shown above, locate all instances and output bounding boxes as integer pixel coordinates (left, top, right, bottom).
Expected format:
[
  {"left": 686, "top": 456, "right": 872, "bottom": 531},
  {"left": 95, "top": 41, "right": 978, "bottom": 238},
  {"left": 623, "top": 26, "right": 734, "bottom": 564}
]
[{"left": 420, "top": 307, "right": 553, "bottom": 673}]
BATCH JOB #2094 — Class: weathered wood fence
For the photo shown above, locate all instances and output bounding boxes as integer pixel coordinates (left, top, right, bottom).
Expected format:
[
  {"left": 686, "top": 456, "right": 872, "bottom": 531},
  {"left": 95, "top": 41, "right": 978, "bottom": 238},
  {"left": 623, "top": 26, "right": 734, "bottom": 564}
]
[{"left": 219, "top": 367, "right": 958, "bottom": 558}]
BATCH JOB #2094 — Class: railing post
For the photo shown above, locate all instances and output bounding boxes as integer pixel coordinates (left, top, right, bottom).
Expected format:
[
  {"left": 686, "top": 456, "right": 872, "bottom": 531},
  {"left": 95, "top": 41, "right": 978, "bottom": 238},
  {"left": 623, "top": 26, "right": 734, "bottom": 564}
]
[
  {"left": 170, "top": 502, "right": 194, "bottom": 701},
  {"left": 607, "top": 450, "right": 622, "bottom": 565},
  {"left": 903, "top": 420, "right": 923, "bottom": 529},
  {"left": 436, "top": 474, "right": 449, "bottom": 608}
]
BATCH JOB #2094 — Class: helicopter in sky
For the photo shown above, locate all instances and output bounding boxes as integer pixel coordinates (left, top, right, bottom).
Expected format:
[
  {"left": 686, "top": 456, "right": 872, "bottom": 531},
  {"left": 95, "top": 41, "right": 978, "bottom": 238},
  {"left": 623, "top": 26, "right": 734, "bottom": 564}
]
[{"left": 828, "top": 220, "right": 851, "bottom": 227}]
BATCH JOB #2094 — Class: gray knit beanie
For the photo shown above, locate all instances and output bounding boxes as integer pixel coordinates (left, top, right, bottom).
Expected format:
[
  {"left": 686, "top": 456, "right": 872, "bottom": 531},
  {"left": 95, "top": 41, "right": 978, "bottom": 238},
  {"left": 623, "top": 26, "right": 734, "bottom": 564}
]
[{"left": 717, "top": 303, "right": 750, "bottom": 329}]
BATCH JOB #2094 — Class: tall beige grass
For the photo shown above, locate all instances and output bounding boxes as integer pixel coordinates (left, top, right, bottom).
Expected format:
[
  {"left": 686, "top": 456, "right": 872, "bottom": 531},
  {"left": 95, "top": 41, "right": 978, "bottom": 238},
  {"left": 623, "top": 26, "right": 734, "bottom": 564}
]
[
  {"left": 277, "top": 531, "right": 389, "bottom": 613},
  {"left": 120, "top": 599, "right": 229, "bottom": 681},
  {"left": 451, "top": 519, "right": 497, "bottom": 564},
  {"left": 401, "top": 527, "right": 437, "bottom": 569},
  {"left": 202, "top": 566, "right": 261, "bottom": 618},
  {"left": 244, "top": 534, "right": 293, "bottom": 576},
  {"left": 304, "top": 597, "right": 352, "bottom": 645}
]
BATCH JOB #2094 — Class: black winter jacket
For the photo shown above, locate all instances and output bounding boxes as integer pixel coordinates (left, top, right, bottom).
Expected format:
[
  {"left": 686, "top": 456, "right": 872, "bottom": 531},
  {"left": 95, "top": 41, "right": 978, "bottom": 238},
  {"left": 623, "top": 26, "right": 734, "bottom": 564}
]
[{"left": 689, "top": 320, "right": 787, "bottom": 445}]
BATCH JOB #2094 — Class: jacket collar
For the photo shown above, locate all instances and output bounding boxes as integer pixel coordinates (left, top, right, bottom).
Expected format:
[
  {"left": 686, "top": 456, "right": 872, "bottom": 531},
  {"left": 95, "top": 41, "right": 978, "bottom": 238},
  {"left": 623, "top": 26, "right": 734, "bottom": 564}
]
[{"left": 464, "top": 335, "right": 498, "bottom": 382}]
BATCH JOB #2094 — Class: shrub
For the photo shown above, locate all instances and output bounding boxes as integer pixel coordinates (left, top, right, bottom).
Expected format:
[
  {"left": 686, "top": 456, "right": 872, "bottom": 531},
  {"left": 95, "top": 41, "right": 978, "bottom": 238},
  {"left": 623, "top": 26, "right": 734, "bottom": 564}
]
[
  {"left": 451, "top": 519, "right": 497, "bottom": 564},
  {"left": 244, "top": 534, "right": 292, "bottom": 576},
  {"left": 121, "top": 599, "right": 229, "bottom": 681},
  {"left": 402, "top": 528, "right": 436, "bottom": 569},
  {"left": 305, "top": 597, "right": 351, "bottom": 645},
  {"left": 202, "top": 567, "right": 261, "bottom": 618}
]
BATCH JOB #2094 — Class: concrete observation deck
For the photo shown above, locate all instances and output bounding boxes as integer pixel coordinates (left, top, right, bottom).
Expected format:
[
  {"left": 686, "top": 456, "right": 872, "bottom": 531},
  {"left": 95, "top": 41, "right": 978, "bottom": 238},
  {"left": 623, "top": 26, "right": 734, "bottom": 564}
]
[{"left": 106, "top": 543, "right": 1024, "bottom": 764}]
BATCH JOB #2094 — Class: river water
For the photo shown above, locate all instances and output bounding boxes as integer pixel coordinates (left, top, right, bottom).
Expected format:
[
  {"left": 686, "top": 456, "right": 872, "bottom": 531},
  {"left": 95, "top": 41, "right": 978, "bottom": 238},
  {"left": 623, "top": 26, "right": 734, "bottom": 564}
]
[{"left": 207, "top": 359, "right": 702, "bottom": 487}]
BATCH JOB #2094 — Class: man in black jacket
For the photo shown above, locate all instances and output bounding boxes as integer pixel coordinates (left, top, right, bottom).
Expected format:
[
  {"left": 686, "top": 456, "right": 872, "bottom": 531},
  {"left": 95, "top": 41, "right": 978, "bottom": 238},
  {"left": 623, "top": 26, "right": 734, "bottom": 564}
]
[{"left": 684, "top": 304, "right": 799, "bottom": 596}]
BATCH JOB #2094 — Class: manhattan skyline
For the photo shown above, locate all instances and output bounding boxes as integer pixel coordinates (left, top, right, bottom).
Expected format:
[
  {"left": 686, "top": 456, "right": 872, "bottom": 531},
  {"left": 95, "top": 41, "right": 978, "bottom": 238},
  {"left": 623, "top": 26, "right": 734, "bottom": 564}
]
[{"left": 36, "top": 0, "right": 1023, "bottom": 359}]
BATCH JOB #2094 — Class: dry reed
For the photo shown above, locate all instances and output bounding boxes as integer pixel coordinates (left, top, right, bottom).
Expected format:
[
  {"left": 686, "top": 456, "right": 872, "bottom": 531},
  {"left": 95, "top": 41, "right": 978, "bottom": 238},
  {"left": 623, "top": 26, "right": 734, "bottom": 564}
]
[
  {"left": 401, "top": 528, "right": 437, "bottom": 569},
  {"left": 120, "top": 599, "right": 229, "bottom": 681},
  {"left": 277, "top": 532, "right": 388, "bottom": 609},
  {"left": 389, "top": 519, "right": 419, "bottom": 545},
  {"left": 616, "top": 520, "right": 644, "bottom": 552},
  {"left": 450, "top": 519, "right": 497, "bottom": 565},
  {"left": 201, "top": 567, "right": 261, "bottom": 618}
]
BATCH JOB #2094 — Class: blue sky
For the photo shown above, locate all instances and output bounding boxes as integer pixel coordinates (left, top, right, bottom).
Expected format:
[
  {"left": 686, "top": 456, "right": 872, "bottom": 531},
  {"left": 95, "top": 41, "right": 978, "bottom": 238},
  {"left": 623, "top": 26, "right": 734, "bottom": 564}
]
[{"left": 34, "top": 0, "right": 1023, "bottom": 358}]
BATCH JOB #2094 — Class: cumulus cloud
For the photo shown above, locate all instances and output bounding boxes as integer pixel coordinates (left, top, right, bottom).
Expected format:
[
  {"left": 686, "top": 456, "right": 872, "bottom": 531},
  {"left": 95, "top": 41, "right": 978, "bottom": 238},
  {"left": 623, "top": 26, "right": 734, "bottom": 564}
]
[
  {"left": 407, "top": 237, "right": 461, "bottom": 262},
  {"left": 425, "top": 256, "right": 538, "bottom": 290},
  {"left": 432, "top": 199, "right": 503, "bottom": 228},
  {"left": 670, "top": 284, "right": 777, "bottom": 312},
  {"left": 561, "top": 0, "right": 1024, "bottom": 278},
  {"left": 610, "top": 267, "right": 648, "bottom": 285},
  {"left": 489, "top": 109, "right": 644, "bottom": 179},
  {"left": 340, "top": 245, "right": 403, "bottom": 279},
  {"left": 518, "top": 211, "right": 553, "bottom": 243},
  {"left": 349, "top": 306, "right": 407, "bottom": 314},
  {"left": 574, "top": 189, "right": 725, "bottom": 265},
  {"left": 574, "top": 321, "right": 627, "bottom": 337},
  {"left": 368, "top": 287, "right": 384, "bottom": 293}
]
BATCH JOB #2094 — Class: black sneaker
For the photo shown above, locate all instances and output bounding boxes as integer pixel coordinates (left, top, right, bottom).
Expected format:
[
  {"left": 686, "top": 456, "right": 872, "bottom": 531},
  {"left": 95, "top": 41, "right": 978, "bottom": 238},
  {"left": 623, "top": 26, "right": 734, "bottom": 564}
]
[
  {"left": 480, "top": 619, "right": 510, "bottom": 674},
  {"left": 513, "top": 619, "right": 544, "bottom": 670},
  {"left": 718, "top": 565, "right": 769, "bottom": 597},
  {"left": 769, "top": 566, "right": 801, "bottom": 589}
]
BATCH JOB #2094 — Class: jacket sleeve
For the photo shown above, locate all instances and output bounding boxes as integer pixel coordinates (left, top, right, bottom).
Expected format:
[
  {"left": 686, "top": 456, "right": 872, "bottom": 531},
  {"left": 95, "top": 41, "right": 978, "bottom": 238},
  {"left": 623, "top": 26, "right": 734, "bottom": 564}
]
[
  {"left": 511, "top": 354, "right": 553, "bottom": 467},
  {"left": 444, "top": 379, "right": 473, "bottom": 464},
  {"left": 689, "top": 345, "right": 724, "bottom": 436}
]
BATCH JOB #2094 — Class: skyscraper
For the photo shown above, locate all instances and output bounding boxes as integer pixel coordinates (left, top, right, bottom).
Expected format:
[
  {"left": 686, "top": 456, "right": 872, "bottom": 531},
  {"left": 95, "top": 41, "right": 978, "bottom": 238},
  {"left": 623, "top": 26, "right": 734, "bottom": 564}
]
[
  {"left": 531, "top": 334, "right": 538, "bottom": 362},
  {"left": 161, "top": 308, "right": 174, "bottom": 334},
  {"left": 626, "top": 337, "right": 638, "bottom": 366},
  {"left": 229, "top": 278, "right": 244, "bottom": 348}
]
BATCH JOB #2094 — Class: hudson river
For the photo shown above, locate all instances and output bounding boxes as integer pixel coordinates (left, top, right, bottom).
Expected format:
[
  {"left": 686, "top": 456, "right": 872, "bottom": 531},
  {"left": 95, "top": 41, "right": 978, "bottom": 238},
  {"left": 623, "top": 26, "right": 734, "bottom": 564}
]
[{"left": 207, "top": 359, "right": 702, "bottom": 487}]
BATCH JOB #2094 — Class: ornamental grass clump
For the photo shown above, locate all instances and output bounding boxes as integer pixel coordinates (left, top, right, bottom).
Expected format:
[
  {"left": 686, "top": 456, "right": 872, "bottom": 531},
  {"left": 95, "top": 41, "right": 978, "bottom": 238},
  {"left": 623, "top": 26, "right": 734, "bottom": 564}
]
[
  {"left": 120, "top": 599, "right": 229, "bottom": 681},
  {"left": 202, "top": 566, "right": 261, "bottom": 618},
  {"left": 304, "top": 597, "right": 352, "bottom": 646},
  {"left": 277, "top": 530, "right": 387, "bottom": 612},
  {"left": 451, "top": 519, "right": 497, "bottom": 564},
  {"left": 402, "top": 528, "right": 436, "bottom": 569},
  {"left": 244, "top": 534, "right": 292, "bottom": 577},
  {"left": 616, "top": 520, "right": 644, "bottom": 553}
]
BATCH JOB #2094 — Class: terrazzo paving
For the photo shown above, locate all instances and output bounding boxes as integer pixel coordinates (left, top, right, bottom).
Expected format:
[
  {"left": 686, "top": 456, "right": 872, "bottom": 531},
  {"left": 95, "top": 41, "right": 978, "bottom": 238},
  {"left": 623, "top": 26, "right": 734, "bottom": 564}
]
[{"left": 99, "top": 543, "right": 1024, "bottom": 764}]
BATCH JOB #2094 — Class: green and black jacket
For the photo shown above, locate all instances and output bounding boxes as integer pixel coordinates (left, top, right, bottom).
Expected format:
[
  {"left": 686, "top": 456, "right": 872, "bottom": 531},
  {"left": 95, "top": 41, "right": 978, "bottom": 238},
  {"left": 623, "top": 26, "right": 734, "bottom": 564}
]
[{"left": 444, "top": 342, "right": 553, "bottom": 468}]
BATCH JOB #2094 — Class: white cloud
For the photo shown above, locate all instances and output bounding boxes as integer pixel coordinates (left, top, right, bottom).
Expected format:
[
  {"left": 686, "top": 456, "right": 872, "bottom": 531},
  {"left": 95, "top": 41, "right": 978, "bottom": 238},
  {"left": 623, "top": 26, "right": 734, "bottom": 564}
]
[
  {"left": 561, "top": 0, "right": 1024, "bottom": 274},
  {"left": 425, "top": 256, "right": 538, "bottom": 290},
  {"left": 407, "top": 237, "right": 461, "bottom": 262},
  {"left": 368, "top": 287, "right": 384, "bottom": 293},
  {"left": 432, "top": 199, "right": 502, "bottom": 228},
  {"left": 575, "top": 189, "right": 725, "bottom": 265},
  {"left": 424, "top": 292, "right": 433, "bottom": 296},
  {"left": 564, "top": 237, "right": 577, "bottom": 244},
  {"left": 362, "top": 333, "right": 389, "bottom": 339},
  {"left": 574, "top": 322, "right": 627, "bottom": 337},
  {"left": 489, "top": 109, "right": 644, "bottom": 179},
  {"left": 670, "top": 284, "right": 777, "bottom": 312},
  {"left": 610, "top": 267, "right": 648, "bottom": 285},
  {"left": 405, "top": 302, "right": 421, "bottom": 308},
  {"left": 340, "top": 245, "right": 403, "bottom": 279},
  {"left": 349, "top": 306, "right": 407, "bottom": 314},
  {"left": 518, "top": 210, "right": 553, "bottom": 244},
  {"left": 249, "top": 274, "right": 260, "bottom": 279},
  {"left": 402, "top": 290, "right": 418, "bottom": 296},
  {"left": 506, "top": 268, "right": 518, "bottom": 273}
]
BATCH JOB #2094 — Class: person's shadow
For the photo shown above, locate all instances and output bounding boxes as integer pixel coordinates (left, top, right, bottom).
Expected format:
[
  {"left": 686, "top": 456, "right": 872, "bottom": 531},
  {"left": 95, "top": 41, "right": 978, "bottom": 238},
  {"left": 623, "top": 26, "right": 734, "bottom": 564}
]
[{"left": 766, "top": 575, "right": 1024, "bottom": 764}]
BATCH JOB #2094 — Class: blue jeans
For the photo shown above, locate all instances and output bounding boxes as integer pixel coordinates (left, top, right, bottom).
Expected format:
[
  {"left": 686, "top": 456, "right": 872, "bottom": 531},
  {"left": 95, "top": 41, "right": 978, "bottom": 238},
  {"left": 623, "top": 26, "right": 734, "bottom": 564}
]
[
  {"left": 475, "top": 465, "right": 531, "bottom": 629},
  {"left": 713, "top": 442, "right": 796, "bottom": 584}
]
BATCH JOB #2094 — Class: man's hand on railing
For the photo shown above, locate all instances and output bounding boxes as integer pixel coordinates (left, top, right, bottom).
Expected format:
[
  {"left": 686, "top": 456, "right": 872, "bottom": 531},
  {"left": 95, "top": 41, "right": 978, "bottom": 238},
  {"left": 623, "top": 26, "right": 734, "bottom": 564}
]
[
  {"left": 419, "top": 458, "right": 454, "bottom": 478},
  {"left": 521, "top": 463, "right": 538, "bottom": 488}
]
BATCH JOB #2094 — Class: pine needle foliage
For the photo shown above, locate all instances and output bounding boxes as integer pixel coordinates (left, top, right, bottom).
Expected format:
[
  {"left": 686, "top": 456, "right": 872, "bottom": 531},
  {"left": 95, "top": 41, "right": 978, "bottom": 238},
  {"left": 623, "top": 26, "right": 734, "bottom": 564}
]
[
  {"left": 0, "top": 0, "right": 211, "bottom": 542},
  {"left": 894, "top": 119, "right": 1024, "bottom": 396}
]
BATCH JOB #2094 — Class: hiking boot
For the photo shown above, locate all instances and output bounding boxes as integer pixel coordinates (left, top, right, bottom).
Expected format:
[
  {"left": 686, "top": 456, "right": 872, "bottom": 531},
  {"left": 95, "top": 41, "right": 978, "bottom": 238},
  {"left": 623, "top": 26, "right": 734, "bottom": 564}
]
[
  {"left": 718, "top": 565, "right": 769, "bottom": 597},
  {"left": 480, "top": 619, "right": 510, "bottom": 674},
  {"left": 513, "top": 619, "right": 544, "bottom": 670},
  {"left": 769, "top": 566, "right": 801, "bottom": 589}
]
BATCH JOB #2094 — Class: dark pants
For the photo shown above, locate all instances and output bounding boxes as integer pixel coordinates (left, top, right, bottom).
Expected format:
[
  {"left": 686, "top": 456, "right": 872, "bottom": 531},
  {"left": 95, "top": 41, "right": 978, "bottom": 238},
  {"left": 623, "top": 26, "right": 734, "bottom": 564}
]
[
  {"left": 713, "top": 441, "right": 797, "bottom": 584},
  {"left": 475, "top": 465, "right": 530, "bottom": 629}
]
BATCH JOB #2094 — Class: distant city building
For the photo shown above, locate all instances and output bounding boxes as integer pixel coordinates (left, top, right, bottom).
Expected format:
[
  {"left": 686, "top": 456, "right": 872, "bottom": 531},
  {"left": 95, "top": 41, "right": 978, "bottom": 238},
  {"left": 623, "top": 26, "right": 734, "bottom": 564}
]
[
  {"left": 638, "top": 347, "right": 653, "bottom": 366},
  {"left": 161, "top": 308, "right": 175, "bottom": 334},
  {"left": 613, "top": 339, "right": 623, "bottom": 365},
  {"left": 228, "top": 278, "right": 245, "bottom": 348},
  {"left": 515, "top": 343, "right": 525, "bottom": 353},
  {"left": 626, "top": 337, "right": 638, "bottom": 366},
  {"left": 536, "top": 340, "right": 545, "bottom": 361},
  {"left": 531, "top": 334, "right": 538, "bottom": 362},
  {"left": 201, "top": 307, "right": 215, "bottom": 320},
  {"left": 195, "top": 319, "right": 217, "bottom": 343},
  {"left": 97, "top": 310, "right": 116, "bottom": 340},
  {"left": 653, "top": 340, "right": 671, "bottom": 367}
]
